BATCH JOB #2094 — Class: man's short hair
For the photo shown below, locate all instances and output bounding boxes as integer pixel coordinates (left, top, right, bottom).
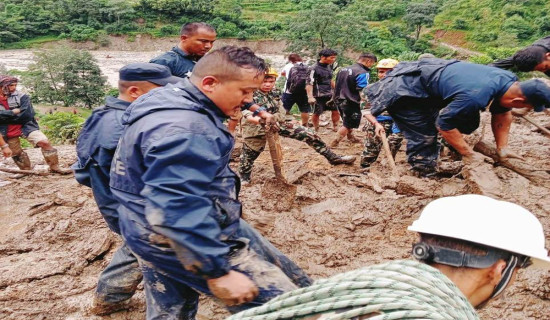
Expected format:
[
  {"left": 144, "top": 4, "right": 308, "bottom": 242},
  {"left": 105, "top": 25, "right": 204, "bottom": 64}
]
[
  {"left": 358, "top": 53, "right": 377, "bottom": 62},
  {"left": 191, "top": 46, "right": 268, "bottom": 82},
  {"left": 513, "top": 46, "right": 548, "bottom": 72},
  {"left": 180, "top": 22, "right": 216, "bottom": 36},
  {"left": 288, "top": 53, "right": 302, "bottom": 63},
  {"left": 318, "top": 48, "right": 338, "bottom": 58},
  {"left": 419, "top": 233, "right": 488, "bottom": 257}
]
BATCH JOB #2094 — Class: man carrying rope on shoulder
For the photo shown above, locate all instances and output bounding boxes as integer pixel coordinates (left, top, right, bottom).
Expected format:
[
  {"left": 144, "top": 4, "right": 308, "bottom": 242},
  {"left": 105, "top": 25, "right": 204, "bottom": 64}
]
[{"left": 229, "top": 194, "right": 550, "bottom": 320}]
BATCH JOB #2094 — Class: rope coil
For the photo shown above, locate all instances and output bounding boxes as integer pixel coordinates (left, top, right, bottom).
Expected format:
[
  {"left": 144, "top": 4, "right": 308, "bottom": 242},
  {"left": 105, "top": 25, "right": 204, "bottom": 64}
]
[{"left": 228, "top": 260, "right": 479, "bottom": 320}]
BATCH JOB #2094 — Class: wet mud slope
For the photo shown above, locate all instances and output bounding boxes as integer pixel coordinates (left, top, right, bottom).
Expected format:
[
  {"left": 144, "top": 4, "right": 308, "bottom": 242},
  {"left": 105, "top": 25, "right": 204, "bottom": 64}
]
[{"left": 1, "top": 113, "right": 549, "bottom": 319}]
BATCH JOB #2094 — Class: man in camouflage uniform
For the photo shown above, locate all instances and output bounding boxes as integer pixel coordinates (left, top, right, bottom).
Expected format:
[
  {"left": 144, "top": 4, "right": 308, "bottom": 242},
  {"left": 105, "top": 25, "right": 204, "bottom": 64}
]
[
  {"left": 239, "top": 69, "right": 356, "bottom": 184},
  {"left": 361, "top": 59, "right": 404, "bottom": 168}
]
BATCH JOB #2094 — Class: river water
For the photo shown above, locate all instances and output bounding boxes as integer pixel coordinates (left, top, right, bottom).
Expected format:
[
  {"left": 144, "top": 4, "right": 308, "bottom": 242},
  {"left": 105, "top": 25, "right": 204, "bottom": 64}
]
[{"left": 0, "top": 49, "right": 287, "bottom": 87}]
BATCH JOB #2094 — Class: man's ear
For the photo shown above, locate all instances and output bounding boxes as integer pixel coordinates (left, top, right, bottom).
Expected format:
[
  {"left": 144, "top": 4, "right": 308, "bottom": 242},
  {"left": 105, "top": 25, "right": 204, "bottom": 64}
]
[
  {"left": 488, "top": 260, "right": 507, "bottom": 286},
  {"left": 180, "top": 34, "right": 189, "bottom": 42},
  {"left": 201, "top": 76, "right": 220, "bottom": 93},
  {"left": 127, "top": 86, "right": 142, "bottom": 100},
  {"left": 545, "top": 52, "right": 550, "bottom": 60}
]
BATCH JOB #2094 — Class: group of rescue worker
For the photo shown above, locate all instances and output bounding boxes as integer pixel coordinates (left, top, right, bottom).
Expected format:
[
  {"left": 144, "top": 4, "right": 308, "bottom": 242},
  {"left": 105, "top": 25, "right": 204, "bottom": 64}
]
[{"left": 2, "top": 20, "right": 548, "bottom": 319}]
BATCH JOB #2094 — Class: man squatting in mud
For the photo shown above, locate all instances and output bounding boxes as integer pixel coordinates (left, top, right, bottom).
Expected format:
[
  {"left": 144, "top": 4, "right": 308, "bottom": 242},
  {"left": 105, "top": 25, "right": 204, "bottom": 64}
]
[
  {"left": 365, "top": 58, "right": 550, "bottom": 177},
  {"left": 72, "top": 63, "right": 182, "bottom": 315},
  {"left": 109, "top": 46, "right": 312, "bottom": 319},
  {"left": 239, "top": 68, "right": 356, "bottom": 184}
]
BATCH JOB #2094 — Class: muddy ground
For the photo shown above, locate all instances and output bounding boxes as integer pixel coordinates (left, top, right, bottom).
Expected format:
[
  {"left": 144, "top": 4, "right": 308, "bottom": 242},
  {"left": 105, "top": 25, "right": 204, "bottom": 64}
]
[{"left": 1, "top": 111, "right": 550, "bottom": 320}]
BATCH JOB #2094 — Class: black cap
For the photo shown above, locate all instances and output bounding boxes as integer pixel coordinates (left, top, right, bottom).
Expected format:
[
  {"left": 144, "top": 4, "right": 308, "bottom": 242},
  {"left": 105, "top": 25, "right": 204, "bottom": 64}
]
[
  {"left": 119, "top": 63, "right": 182, "bottom": 85},
  {"left": 519, "top": 79, "right": 550, "bottom": 112}
]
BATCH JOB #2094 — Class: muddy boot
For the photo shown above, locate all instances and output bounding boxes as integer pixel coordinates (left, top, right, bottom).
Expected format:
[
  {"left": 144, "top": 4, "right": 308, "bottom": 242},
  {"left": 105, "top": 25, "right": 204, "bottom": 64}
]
[
  {"left": 240, "top": 172, "right": 251, "bottom": 186},
  {"left": 330, "top": 134, "right": 345, "bottom": 148},
  {"left": 12, "top": 151, "right": 32, "bottom": 170},
  {"left": 346, "top": 132, "right": 361, "bottom": 144},
  {"left": 322, "top": 149, "right": 356, "bottom": 165},
  {"left": 42, "top": 149, "right": 72, "bottom": 174},
  {"left": 88, "top": 297, "right": 132, "bottom": 316}
]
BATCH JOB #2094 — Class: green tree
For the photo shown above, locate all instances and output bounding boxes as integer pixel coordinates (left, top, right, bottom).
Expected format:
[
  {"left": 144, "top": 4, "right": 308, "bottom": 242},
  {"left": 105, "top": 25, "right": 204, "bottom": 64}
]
[
  {"left": 286, "top": 3, "right": 368, "bottom": 55},
  {"left": 403, "top": 1, "right": 439, "bottom": 41},
  {"left": 23, "top": 47, "right": 107, "bottom": 108}
]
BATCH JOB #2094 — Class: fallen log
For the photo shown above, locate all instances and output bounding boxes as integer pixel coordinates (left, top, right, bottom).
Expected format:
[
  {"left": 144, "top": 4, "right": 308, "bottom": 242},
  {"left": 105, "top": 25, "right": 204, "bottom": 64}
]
[
  {"left": 474, "top": 140, "right": 550, "bottom": 187},
  {"left": 0, "top": 167, "right": 50, "bottom": 176}
]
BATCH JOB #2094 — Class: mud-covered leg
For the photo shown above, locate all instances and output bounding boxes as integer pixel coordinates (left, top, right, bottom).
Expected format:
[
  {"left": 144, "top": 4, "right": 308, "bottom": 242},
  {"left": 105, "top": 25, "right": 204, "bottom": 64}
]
[
  {"left": 238, "top": 142, "right": 264, "bottom": 183},
  {"left": 8, "top": 137, "right": 31, "bottom": 170},
  {"left": 235, "top": 219, "right": 312, "bottom": 288},
  {"left": 91, "top": 244, "right": 143, "bottom": 315},
  {"left": 279, "top": 124, "right": 355, "bottom": 165},
  {"left": 360, "top": 122, "right": 382, "bottom": 168},
  {"left": 225, "top": 242, "right": 301, "bottom": 314},
  {"left": 388, "top": 131, "right": 404, "bottom": 159},
  {"left": 140, "top": 261, "right": 199, "bottom": 320}
]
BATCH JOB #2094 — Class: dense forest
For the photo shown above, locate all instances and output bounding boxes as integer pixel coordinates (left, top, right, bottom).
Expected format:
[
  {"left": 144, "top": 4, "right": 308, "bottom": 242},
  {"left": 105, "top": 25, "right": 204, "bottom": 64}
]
[{"left": 1, "top": 0, "right": 549, "bottom": 61}]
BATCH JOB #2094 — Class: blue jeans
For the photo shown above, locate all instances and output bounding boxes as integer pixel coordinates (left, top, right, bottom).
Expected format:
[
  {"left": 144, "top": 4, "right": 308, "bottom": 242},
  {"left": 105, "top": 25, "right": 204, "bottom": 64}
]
[
  {"left": 123, "top": 219, "right": 312, "bottom": 319},
  {"left": 95, "top": 244, "right": 143, "bottom": 305},
  {"left": 387, "top": 99, "right": 441, "bottom": 174}
]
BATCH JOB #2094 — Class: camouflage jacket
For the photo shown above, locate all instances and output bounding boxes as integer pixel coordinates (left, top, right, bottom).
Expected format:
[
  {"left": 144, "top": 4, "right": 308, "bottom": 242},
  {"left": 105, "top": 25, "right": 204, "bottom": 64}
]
[{"left": 241, "top": 89, "right": 290, "bottom": 139}]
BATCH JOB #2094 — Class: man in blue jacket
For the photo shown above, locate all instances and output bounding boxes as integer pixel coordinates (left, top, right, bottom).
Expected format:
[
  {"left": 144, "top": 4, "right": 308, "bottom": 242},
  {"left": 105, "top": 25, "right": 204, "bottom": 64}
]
[
  {"left": 366, "top": 58, "right": 550, "bottom": 176},
  {"left": 110, "top": 46, "right": 312, "bottom": 319},
  {"left": 150, "top": 22, "right": 216, "bottom": 78},
  {"left": 72, "top": 63, "right": 181, "bottom": 315}
]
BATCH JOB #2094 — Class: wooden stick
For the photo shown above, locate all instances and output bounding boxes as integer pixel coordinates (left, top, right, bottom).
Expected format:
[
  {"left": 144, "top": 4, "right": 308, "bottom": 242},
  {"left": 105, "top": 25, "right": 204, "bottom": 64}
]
[
  {"left": 380, "top": 134, "right": 398, "bottom": 176},
  {"left": 521, "top": 115, "right": 550, "bottom": 138},
  {"left": 0, "top": 167, "right": 49, "bottom": 176}
]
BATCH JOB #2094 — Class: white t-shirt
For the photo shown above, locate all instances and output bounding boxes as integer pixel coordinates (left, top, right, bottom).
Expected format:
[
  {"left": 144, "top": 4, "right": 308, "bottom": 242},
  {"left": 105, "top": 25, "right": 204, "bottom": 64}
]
[{"left": 280, "top": 62, "right": 294, "bottom": 92}]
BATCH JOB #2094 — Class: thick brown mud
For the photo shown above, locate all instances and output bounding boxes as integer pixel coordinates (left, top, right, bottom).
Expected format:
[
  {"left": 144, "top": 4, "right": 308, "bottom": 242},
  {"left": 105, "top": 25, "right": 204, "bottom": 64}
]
[{"left": 1, "top": 112, "right": 549, "bottom": 319}]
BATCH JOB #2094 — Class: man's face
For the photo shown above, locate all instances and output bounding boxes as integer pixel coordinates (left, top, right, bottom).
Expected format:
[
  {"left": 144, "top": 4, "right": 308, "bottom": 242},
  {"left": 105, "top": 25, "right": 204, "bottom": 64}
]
[
  {"left": 209, "top": 69, "right": 264, "bottom": 117},
  {"left": 259, "top": 77, "right": 276, "bottom": 93},
  {"left": 181, "top": 28, "right": 217, "bottom": 57},
  {"left": 320, "top": 55, "right": 337, "bottom": 65},
  {"left": 534, "top": 54, "right": 550, "bottom": 73},
  {"left": 377, "top": 68, "right": 392, "bottom": 79},
  {"left": 8, "top": 83, "right": 17, "bottom": 93}
]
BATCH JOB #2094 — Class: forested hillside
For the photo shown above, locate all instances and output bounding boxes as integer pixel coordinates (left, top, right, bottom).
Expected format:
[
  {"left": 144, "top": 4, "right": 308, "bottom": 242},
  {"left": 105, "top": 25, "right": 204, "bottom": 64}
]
[{"left": 1, "top": 0, "right": 549, "bottom": 62}]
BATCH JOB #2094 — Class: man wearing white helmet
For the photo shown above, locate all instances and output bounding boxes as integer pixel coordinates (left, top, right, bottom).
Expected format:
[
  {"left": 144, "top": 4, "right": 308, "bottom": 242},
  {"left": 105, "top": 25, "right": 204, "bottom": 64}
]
[{"left": 228, "top": 194, "right": 550, "bottom": 320}]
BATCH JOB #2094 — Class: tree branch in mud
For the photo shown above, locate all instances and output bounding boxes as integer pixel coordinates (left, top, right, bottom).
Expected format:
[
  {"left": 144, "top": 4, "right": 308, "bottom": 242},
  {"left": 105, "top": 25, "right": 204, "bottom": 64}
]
[{"left": 474, "top": 140, "right": 550, "bottom": 187}]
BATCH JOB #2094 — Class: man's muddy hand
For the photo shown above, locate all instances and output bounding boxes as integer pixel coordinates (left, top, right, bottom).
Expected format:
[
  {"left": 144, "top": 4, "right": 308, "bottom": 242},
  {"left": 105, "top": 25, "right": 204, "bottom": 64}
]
[{"left": 207, "top": 270, "right": 259, "bottom": 306}]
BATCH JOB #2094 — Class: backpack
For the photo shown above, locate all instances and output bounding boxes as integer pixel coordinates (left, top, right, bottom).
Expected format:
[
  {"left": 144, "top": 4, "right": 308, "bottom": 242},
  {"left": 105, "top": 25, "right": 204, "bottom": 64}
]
[{"left": 287, "top": 63, "right": 309, "bottom": 94}]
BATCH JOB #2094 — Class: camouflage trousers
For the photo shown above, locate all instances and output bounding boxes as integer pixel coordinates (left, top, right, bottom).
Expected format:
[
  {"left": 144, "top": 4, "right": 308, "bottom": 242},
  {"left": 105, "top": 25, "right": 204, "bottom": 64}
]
[
  {"left": 239, "top": 123, "right": 329, "bottom": 176},
  {"left": 360, "top": 120, "right": 404, "bottom": 168}
]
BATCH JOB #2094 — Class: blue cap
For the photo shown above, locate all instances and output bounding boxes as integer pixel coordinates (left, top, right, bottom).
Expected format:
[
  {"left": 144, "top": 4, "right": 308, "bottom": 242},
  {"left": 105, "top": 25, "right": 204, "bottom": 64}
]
[
  {"left": 119, "top": 63, "right": 182, "bottom": 85},
  {"left": 519, "top": 79, "right": 550, "bottom": 112}
]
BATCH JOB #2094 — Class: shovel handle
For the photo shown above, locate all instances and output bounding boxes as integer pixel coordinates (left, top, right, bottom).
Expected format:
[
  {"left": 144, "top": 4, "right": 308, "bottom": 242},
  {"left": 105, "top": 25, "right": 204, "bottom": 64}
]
[
  {"left": 265, "top": 131, "right": 287, "bottom": 182},
  {"left": 380, "top": 134, "right": 398, "bottom": 175},
  {"left": 521, "top": 115, "right": 550, "bottom": 138}
]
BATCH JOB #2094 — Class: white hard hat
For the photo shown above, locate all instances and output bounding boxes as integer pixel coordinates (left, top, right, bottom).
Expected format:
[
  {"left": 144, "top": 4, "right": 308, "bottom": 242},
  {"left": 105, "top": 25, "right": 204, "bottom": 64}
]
[{"left": 408, "top": 194, "right": 550, "bottom": 268}]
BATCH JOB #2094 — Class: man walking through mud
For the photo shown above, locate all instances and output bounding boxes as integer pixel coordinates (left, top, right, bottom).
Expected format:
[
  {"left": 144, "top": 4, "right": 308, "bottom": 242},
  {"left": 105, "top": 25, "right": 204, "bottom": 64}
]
[
  {"left": 307, "top": 49, "right": 340, "bottom": 133},
  {"left": 110, "top": 46, "right": 311, "bottom": 319},
  {"left": 365, "top": 58, "right": 550, "bottom": 177},
  {"left": 239, "top": 68, "right": 355, "bottom": 184},
  {"left": 150, "top": 22, "right": 216, "bottom": 78},
  {"left": 330, "top": 53, "right": 377, "bottom": 148},
  {"left": 72, "top": 63, "right": 182, "bottom": 315}
]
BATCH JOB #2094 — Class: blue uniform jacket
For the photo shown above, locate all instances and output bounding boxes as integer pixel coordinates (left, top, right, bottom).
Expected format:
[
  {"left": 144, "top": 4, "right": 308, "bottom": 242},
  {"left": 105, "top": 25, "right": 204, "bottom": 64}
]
[
  {"left": 150, "top": 46, "right": 196, "bottom": 78},
  {"left": 72, "top": 96, "right": 131, "bottom": 233},
  {"left": 110, "top": 79, "right": 240, "bottom": 279},
  {"left": 366, "top": 59, "right": 515, "bottom": 134}
]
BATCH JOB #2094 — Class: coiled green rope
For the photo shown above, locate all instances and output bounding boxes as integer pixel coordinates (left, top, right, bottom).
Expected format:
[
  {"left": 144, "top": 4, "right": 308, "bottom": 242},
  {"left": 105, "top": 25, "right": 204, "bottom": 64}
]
[{"left": 228, "top": 260, "right": 479, "bottom": 320}]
